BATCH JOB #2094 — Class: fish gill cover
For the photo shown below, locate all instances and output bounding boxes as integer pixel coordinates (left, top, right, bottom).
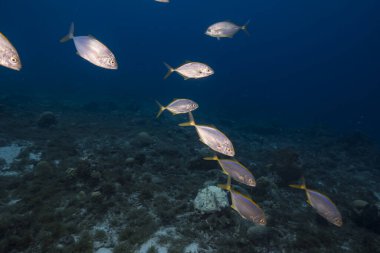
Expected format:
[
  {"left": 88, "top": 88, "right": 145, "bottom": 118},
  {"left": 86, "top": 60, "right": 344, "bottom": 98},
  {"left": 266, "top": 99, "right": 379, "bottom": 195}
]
[{"left": 0, "top": 0, "right": 380, "bottom": 252}]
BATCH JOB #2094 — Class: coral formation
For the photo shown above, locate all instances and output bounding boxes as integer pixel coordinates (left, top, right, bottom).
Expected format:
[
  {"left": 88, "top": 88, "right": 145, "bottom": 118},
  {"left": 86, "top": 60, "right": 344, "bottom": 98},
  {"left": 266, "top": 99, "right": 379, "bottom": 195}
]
[{"left": 194, "top": 185, "right": 229, "bottom": 213}]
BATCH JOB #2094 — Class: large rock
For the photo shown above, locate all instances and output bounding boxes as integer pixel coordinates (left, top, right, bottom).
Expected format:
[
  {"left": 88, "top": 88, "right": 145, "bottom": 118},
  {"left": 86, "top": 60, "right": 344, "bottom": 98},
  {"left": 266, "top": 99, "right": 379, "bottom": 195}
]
[{"left": 37, "top": 111, "right": 57, "bottom": 128}]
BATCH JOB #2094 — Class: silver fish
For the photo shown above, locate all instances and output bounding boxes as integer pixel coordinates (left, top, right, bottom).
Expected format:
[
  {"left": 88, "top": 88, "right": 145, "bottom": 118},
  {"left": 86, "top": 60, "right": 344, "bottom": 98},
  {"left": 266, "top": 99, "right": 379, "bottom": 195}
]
[
  {"left": 155, "top": 0, "right": 169, "bottom": 2},
  {"left": 204, "top": 155, "right": 255, "bottom": 187},
  {"left": 289, "top": 178, "right": 343, "bottom": 227},
  {"left": 0, "top": 33, "right": 21, "bottom": 71},
  {"left": 220, "top": 176, "right": 266, "bottom": 225},
  {"left": 163, "top": 61, "right": 214, "bottom": 80},
  {"left": 179, "top": 112, "right": 234, "bottom": 157},
  {"left": 205, "top": 20, "right": 250, "bottom": 39},
  {"left": 60, "top": 23, "right": 118, "bottom": 70},
  {"left": 156, "top": 99, "right": 198, "bottom": 118}
]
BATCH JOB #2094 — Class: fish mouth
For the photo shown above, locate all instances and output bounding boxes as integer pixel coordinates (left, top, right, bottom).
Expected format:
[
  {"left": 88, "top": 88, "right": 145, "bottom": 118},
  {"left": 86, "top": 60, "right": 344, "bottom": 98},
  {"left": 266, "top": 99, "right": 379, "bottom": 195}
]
[
  {"left": 107, "top": 64, "right": 118, "bottom": 70},
  {"left": 10, "top": 64, "right": 22, "bottom": 71}
]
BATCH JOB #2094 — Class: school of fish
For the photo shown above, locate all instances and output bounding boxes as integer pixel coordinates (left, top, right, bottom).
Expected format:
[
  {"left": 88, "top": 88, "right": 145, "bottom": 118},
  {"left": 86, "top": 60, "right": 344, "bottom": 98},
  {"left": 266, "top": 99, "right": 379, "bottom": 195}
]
[{"left": 1, "top": 0, "right": 343, "bottom": 229}]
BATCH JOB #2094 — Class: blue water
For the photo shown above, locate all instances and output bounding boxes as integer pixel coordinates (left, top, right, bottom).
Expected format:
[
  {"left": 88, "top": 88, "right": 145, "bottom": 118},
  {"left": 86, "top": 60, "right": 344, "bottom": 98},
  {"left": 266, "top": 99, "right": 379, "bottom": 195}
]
[
  {"left": 2, "top": 1, "right": 380, "bottom": 252},
  {"left": 1, "top": 0, "right": 380, "bottom": 139}
]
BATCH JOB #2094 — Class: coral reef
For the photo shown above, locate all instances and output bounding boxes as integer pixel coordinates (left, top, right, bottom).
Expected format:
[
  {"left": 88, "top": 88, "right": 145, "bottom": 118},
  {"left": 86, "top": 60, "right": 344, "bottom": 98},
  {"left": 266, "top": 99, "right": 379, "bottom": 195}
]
[{"left": 0, "top": 96, "right": 379, "bottom": 253}]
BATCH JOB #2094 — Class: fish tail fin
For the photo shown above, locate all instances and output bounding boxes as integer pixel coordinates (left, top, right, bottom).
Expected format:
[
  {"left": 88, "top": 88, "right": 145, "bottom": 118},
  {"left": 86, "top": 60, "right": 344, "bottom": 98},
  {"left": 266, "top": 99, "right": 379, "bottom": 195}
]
[
  {"left": 163, "top": 62, "right": 175, "bottom": 79},
  {"left": 289, "top": 177, "right": 307, "bottom": 190},
  {"left": 203, "top": 155, "right": 218, "bottom": 161},
  {"left": 178, "top": 112, "right": 196, "bottom": 127},
  {"left": 241, "top": 19, "right": 250, "bottom": 36},
  {"left": 155, "top": 100, "right": 166, "bottom": 118},
  {"left": 60, "top": 22, "right": 74, "bottom": 43},
  {"left": 218, "top": 176, "right": 232, "bottom": 191}
]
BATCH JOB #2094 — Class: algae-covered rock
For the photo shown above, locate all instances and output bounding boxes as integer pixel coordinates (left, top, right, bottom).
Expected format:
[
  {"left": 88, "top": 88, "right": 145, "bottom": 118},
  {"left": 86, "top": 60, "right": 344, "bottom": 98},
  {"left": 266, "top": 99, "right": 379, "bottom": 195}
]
[{"left": 37, "top": 111, "right": 57, "bottom": 128}]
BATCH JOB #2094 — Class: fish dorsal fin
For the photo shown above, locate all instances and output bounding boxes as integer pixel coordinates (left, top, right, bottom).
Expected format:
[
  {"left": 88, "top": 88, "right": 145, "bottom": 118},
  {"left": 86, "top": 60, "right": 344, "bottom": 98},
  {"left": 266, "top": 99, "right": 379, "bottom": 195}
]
[
  {"left": 87, "top": 34, "right": 97, "bottom": 40},
  {"left": 221, "top": 169, "right": 229, "bottom": 175},
  {"left": 184, "top": 60, "right": 193, "bottom": 64},
  {"left": 203, "top": 124, "right": 217, "bottom": 129},
  {"left": 230, "top": 204, "right": 238, "bottom": 211},
  {"left": 0, "top": 33, "right": 11, "bottom": 44}
]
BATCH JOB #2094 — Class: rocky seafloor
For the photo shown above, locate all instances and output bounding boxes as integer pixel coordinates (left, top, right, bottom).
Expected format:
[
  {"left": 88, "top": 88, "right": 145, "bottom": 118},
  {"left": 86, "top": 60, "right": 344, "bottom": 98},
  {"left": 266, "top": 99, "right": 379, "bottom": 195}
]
[{"left": 0, "top": 95, "right": 379, "bottom": 253}]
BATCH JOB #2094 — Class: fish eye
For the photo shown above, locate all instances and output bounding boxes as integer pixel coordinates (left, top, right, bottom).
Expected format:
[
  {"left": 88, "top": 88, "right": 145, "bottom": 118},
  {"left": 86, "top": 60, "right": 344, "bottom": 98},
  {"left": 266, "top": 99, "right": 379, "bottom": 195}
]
[
  {"left": 259, "top": 218, "right": 266, "bottom": 224},
  {"left": 107, "top": 58, "right": 115, "bottom": 65},
  {"left": 10, "top": 57, "right": 17, "bottom": 63}
]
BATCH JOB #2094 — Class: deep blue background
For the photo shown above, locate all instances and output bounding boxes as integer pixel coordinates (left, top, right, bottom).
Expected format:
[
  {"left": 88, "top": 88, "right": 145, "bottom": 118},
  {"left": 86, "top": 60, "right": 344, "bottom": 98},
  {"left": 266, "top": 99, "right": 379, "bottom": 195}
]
[{"left": 1, "top": 0, "right": 380, "bottom": 138}]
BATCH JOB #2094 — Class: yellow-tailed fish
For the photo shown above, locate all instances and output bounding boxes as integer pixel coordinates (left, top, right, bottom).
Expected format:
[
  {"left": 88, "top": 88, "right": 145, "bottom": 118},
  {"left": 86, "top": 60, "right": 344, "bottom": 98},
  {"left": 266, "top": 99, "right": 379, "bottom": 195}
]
[
  {"left": 0, "top": 33, "right": 21, "bottom": 71},
  {"left": 204, "top": 155, "right": 255, "bottom": 187},
  {"left": 179, "top": 112, "right": 234, "bottom": 157},
  {"left": 205, "top": 20, "right": 250, "bottom": 40},
  {"left": 163, "top": 61, "right": 214, "bottom": 80},
  {"left": 219, "top": 176, "right": 266, "bottom": 225},
  {"left": 60, "top": 23, "right": 118, "bottom": 70},
  {"left": 156, "top": 99, "right": 198, "bottom": 118},
  {"left": 289, "top": 178, "right": 343, "bottom": 227}
]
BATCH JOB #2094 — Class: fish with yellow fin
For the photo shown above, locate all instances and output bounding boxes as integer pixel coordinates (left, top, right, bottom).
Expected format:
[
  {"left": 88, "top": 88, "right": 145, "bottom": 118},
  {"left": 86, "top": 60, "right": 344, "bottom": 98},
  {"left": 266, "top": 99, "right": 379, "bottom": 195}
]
[
  {"left": 289, "top": 178, "right": 343, "bottom": 227},
  {"left": 219, "top": 176, "right": 266, "bottom": 225},
  {"left": 204, "top": 155, "right": 255, "bottom": 187},
  {"left": 179, "top": 112, "right": 234, "bottom": 157},
  {"left": 155, "top": 99, "right": 198, "bottom": 118}
]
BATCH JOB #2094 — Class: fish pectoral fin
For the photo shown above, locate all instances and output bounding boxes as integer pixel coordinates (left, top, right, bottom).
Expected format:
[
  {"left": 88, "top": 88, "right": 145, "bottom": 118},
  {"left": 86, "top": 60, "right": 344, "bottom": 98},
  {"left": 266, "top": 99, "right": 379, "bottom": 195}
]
[{"left": 306, "top": 199, "right": 312, "bottom": 206}]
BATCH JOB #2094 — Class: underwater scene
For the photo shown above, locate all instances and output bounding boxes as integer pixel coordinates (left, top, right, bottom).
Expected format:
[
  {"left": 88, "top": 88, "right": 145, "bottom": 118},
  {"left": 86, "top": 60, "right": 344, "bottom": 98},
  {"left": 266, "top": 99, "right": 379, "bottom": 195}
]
[{"left": 1, "top": 0, "right": 380, "bottom": 252}]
